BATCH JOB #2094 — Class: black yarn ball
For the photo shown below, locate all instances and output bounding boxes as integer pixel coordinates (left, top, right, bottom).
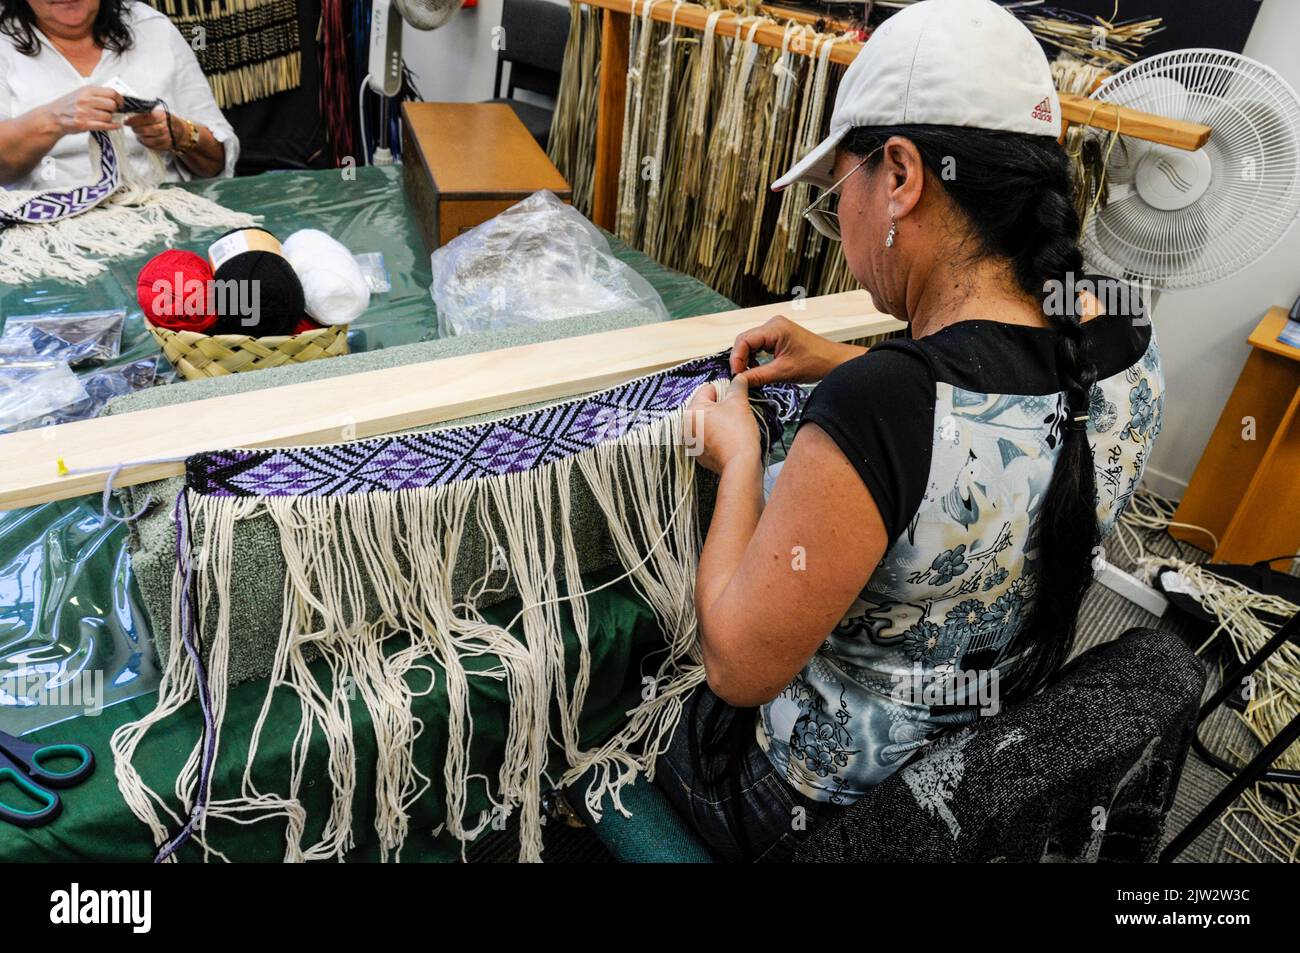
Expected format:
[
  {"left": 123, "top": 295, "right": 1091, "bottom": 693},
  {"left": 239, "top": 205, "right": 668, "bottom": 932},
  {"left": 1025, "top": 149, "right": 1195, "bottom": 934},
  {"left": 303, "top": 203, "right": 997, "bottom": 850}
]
[{"left": 209, "top": 228, "right": 305, "bottom": 336}]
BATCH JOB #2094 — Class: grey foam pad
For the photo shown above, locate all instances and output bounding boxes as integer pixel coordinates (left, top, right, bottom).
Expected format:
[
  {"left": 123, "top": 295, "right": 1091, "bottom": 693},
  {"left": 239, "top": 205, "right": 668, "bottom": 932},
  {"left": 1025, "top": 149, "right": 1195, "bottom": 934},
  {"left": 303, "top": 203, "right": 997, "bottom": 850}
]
[{"left": 110, "top": 308, "right": 685, "bottom": 684}]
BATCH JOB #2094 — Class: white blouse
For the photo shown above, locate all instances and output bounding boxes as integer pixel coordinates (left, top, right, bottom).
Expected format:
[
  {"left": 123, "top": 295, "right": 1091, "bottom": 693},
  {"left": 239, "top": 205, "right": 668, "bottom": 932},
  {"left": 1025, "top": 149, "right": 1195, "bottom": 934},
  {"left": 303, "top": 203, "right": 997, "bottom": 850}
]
[{"left": 0, "top": 1, "right": 239, "bottom": 191}]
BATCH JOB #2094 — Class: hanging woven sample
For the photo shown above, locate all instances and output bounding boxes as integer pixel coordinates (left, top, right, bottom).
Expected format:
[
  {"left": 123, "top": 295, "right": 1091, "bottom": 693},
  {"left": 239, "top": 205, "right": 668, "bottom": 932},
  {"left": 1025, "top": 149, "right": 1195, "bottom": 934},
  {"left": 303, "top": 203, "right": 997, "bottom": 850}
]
[
  {"left": 0, "top": 97, "right": 257, "bottom": 284},
  {"left": 110, "top": 352, "right": 803, "bottom": 862},
  {"left": 145, "top": 0, "right": 303, "bottom": 108},
  {"left": 551, "top": 3, "right": 863, "bottom": 306}
]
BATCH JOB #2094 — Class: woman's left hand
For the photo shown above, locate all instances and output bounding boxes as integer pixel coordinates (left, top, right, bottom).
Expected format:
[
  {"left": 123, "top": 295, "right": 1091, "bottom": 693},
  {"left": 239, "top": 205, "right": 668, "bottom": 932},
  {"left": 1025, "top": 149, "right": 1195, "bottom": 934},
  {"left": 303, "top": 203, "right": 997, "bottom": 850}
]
[
  {"left": 124, "top": 107, "right": 181, "bottom": 153},
  {"left": 685, "top": 376, "right": 762, "bottom": 475}
]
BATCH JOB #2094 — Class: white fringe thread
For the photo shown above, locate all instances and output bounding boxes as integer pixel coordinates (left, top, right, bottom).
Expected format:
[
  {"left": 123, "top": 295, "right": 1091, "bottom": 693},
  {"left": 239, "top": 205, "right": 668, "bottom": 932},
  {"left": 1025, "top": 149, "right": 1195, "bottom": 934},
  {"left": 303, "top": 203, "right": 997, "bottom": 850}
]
[
  {"left": 111, "top": 404, "right": 711, "bottom": 863},
  {"left": 0, "top": 130, "right": 257, "bottom": 285}
]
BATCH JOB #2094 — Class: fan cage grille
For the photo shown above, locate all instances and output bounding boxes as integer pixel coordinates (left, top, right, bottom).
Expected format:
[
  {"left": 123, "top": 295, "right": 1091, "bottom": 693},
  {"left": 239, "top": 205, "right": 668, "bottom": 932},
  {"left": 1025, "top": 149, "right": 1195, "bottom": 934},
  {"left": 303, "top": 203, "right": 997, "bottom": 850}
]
[{"left": 1081, "top": 49, "right": 1300, "bottom": 290}]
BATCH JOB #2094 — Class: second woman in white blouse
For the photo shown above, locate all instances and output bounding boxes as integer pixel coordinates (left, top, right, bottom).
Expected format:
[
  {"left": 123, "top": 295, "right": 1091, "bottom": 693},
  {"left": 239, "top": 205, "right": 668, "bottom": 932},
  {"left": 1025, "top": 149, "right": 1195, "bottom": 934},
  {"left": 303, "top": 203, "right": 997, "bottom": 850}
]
[{"left": 0, "top": 0, "right": 237, "bottom": 189}]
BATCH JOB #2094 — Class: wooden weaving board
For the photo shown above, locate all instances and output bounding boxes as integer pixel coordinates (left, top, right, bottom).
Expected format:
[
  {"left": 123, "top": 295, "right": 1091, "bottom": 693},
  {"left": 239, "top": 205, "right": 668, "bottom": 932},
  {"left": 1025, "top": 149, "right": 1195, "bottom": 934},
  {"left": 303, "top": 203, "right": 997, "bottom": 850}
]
[{"left": 0, "top": 291, "right": 902, "bottom": 510}]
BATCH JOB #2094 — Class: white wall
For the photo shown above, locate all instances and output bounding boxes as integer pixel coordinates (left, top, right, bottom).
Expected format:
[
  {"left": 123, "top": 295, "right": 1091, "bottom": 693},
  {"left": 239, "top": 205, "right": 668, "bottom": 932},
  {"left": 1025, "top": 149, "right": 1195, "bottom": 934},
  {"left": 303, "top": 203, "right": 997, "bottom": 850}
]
[
  {"left": 1142, "top": 0, "right": 1300, "bottom": 496},
  {"left": 401, "top": 0, "right": 568, "bottom": 103}
]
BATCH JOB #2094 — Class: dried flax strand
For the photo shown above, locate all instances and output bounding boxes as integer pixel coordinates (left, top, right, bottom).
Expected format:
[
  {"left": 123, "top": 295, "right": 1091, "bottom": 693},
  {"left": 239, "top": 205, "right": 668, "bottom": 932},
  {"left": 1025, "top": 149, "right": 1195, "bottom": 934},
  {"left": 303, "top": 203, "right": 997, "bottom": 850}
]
[
  {"left": 1132, "top": 552, "right": 1300, "bottom": 863},
  {"left": 616, "top": 0, "right": 670, "bottom": 239},
  {"left": 710, "top": 35, "right": 779, "bottom": 299},
  {"left": 760, "top": 29, "right": 832, "bottom": 295},
  {"left": 696, "top": 16, "right": 768, "bottom": 273},
  {"left": 641, "top": 2, "right": 689, "bottom": 254},
  {"left": 549, "top": 3, "right": 605, "bottom": 215},
  {"left": 642, "top": 26, "right": 697, "bottom": 261},
  {"left": 657, "top": 11, "right": 727, "bottom": 271},
  {"left": 1023, "top": 11, "right": 1163, "bottom": 70},
  {"left": 743, "top": 21, "right": 803, "bottom": 276}
]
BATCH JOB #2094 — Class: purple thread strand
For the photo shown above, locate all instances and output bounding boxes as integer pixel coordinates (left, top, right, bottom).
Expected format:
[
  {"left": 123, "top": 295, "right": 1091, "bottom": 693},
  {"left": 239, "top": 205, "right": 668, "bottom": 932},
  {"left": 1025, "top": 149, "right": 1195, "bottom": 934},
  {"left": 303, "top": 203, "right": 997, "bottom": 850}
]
[{"left": 154, "top": 492, "right": 218, "bottom": 863}]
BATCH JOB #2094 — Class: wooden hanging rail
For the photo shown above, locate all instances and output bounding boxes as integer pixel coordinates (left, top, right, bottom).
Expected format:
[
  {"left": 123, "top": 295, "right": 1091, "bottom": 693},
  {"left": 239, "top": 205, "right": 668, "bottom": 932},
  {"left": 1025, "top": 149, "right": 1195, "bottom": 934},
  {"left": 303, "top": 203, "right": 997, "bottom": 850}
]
[
  {"left": 584, "top": 0, "right": 1211, "bottom": 226},
  {"left": 0, "top": 292, "right": 901, "bottom": 510}
]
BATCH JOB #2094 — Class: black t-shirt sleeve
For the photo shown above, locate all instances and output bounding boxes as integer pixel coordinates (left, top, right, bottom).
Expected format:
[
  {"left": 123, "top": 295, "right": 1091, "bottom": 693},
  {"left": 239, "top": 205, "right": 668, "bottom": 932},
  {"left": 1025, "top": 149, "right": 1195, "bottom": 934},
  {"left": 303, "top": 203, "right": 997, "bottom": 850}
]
[{"left": 797, "top": 341, "right": 936, "bottom": 545}]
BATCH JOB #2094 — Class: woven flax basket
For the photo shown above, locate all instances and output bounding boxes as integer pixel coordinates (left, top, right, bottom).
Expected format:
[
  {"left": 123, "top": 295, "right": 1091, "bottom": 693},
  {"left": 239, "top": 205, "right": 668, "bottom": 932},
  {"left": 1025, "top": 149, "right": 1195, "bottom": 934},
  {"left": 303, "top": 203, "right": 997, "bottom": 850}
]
[{"left": 146, "top": 321, "right": 349, "bottom": 380}]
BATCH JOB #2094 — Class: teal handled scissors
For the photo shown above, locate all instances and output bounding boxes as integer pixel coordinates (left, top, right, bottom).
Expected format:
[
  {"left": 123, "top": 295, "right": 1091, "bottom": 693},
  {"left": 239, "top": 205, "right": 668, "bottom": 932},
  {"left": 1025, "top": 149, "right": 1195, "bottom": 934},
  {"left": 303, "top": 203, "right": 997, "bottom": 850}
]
[{"left": 0, "top": 728, "right": 95, "bottom": 828}]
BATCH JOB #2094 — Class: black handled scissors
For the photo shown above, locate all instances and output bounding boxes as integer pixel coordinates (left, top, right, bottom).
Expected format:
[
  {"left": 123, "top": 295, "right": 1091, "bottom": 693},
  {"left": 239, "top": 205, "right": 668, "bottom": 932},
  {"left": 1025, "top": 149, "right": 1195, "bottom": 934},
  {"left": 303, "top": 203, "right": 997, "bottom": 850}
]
[{"left": 0, "top": 728, "right": 95, "bottom": 828}]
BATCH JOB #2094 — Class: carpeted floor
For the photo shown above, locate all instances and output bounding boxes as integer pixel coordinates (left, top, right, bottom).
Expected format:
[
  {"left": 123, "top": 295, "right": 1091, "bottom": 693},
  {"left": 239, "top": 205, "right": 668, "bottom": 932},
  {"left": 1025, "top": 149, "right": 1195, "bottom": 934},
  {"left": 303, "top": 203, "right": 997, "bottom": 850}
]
[
  {"left": 467, "top": 525, "right": 1291, "bottom": 863},
  {"left": 1078, "top": 529, "right": 1293, "bottom": 864}
]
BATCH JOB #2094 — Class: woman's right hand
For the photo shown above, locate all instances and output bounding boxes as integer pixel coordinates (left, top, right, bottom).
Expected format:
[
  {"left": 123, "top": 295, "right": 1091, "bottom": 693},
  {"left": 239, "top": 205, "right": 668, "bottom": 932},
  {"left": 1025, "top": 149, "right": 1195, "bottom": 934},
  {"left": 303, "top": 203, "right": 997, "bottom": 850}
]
[
  {"left": 730, "top": 316, "right": 865, "bottom": 387},
  {"left": 44, "top": 87, "right": 124, "bottom": 136}
]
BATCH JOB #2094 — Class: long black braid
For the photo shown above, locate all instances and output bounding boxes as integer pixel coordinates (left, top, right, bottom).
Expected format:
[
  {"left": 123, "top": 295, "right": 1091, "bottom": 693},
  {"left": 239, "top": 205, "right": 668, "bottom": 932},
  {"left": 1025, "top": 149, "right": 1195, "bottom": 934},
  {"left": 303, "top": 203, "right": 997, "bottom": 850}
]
[{"left": 841, "top": 124, "right": 1100, "bottom": 702}]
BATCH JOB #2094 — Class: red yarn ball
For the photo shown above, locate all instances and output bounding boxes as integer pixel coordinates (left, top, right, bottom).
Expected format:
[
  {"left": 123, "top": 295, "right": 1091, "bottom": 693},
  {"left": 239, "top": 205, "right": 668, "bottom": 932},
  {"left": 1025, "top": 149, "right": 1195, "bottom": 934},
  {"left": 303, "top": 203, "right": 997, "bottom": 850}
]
[
  {"left": 293, "top": 316, "right": 324, "bottom": 335},
  {"left": 137, "top": 250, "right": 218, "bottom": 333}
]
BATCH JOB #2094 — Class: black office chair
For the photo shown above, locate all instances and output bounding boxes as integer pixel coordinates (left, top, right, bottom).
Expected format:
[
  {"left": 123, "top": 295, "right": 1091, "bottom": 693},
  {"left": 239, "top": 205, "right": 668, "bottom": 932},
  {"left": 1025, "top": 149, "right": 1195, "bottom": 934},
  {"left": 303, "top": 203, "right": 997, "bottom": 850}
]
[
  {"left": 565, "top": 627, "right": 1206, "bottom": 862},
  {"left": 794, "top": 626, "right": 1207, "bottom": 862},
  {"left": 486, "top": 0, "right": 570, "bottom": 150}
]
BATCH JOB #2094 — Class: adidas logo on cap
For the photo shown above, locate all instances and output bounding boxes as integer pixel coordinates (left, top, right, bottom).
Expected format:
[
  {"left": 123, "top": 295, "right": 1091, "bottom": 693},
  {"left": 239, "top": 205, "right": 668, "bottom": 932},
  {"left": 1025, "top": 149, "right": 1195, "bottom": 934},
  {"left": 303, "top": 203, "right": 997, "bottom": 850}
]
[{"left": 1032, "top": 97, "right": 1054, "bottom": 124}]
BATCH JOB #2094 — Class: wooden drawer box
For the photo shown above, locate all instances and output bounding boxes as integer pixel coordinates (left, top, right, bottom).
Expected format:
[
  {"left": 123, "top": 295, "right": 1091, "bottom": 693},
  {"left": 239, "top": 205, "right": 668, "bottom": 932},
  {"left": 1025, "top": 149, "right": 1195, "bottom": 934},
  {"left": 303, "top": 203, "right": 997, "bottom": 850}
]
[{"left": 400, "top": 102, "right": 572, "bottom": 252}]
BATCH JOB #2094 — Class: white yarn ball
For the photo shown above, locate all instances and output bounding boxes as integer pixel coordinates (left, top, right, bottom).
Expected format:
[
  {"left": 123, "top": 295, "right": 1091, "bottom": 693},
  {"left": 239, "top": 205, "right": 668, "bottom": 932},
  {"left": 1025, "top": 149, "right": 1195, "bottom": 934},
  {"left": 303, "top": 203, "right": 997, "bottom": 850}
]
[{"left": 282, "top": 229, "right": 370, "bottom": 326}]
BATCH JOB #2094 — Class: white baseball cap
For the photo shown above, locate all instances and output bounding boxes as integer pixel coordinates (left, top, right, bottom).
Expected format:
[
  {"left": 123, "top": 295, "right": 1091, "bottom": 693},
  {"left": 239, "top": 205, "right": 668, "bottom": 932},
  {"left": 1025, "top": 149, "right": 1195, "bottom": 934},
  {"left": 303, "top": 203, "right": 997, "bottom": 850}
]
[{"left": 772, "top": 0, "right": 1061, "bottom": 192}]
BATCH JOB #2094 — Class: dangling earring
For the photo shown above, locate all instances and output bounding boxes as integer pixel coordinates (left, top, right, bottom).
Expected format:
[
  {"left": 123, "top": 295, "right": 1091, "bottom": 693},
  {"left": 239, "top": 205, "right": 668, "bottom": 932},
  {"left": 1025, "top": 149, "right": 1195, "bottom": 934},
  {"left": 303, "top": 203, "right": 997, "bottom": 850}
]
[{"left": 885, "top": 217, "right": 897, "bottom": 248}]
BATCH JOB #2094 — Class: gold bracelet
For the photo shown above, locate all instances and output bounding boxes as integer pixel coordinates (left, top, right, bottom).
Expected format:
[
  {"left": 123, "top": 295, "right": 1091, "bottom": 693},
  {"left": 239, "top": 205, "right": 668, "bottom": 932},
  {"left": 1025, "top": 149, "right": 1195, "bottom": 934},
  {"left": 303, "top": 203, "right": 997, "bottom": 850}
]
[{"left": 173, "top": 118, "right": 200, "bottom": 156}]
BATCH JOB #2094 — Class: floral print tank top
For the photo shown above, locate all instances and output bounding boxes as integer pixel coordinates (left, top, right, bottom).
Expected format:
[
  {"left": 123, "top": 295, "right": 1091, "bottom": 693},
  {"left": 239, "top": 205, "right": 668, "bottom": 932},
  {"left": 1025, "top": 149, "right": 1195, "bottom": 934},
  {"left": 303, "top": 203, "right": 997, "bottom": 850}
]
[{"left": 759, "top": 306, "right": 1164, "bottom": 804}]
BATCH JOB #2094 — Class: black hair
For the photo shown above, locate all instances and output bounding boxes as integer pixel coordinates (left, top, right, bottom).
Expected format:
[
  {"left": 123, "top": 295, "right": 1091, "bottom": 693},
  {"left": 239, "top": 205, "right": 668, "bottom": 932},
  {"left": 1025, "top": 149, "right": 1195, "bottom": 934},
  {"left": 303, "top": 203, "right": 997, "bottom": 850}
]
[
  {"left": 841, "top": 124, "right": 1100, "bottom": 702},
  {"left": 0, "top": 0, "right": 133, "bottom": 57}
]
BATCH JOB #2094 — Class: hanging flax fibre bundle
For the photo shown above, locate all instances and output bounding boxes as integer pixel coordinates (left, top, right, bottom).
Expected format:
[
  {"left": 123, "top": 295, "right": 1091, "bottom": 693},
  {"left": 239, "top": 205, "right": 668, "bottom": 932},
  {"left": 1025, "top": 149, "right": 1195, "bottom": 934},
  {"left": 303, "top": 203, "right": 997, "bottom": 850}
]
[
  {"left": 1052, "top": 54, "right": 1123, "bottom": 234},
  {"left": 550, "top": 5, "right": 882, "bottom": 317},
  {"left": 640, "top": 13, "right": 699, "bottom": 264},
  {"left": 695, "top": 16, "right": 775, "bottom": 292},
  {"left": 759, "top": 31, "right": 843, "bottom": 297},
  {"left": 1022, "top": 10, "right": 1163, "bottom": 70},
  {"left": 605, "top": 4, "right": 857, "bottom": 304},
  {"left": 549, "top": 3, "right": 605, "bottom": 216},
  {"left": 110, "top": 354, "right": 802, "bottom": 862},
  {"left": 648, "top": 8, "right": 728, "bottom": 277},
  {"left": 615, "top": 0, "right": 671, "bottom": 242}
]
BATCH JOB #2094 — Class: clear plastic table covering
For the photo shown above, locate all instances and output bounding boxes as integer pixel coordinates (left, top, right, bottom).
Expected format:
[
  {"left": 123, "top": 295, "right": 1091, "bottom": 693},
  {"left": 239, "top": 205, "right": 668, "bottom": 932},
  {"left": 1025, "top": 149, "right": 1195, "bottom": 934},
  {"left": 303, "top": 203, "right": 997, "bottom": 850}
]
[{"left": 0, "top": 166, "right": 733, "bottom": 735}]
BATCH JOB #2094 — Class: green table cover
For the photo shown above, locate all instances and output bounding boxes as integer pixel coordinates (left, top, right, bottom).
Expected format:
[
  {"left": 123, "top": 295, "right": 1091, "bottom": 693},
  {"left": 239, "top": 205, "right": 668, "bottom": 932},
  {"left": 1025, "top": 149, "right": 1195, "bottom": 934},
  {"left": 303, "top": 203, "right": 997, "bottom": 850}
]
[
  {"left": 0, "top": 569, "right": 666, "bottom": 862},
  {"left": 0, "top": 166, "right": 731, "bottom": 731},
  {"left": 0, "top": 166, "right": 733, "bottom": 860}
]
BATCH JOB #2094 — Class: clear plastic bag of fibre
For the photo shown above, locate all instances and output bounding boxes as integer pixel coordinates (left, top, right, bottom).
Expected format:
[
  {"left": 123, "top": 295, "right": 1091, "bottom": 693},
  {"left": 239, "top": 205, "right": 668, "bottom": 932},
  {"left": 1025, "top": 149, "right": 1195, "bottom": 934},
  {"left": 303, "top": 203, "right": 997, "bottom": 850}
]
[
  {"left": 430, "top": 190, "right": 670, "bottom": 337},
  {"left": 0, "top": 308, "right": 126, "bottom": 367},
  {"left": 0, "top": 361, "right": 88, "bottom": 434}
]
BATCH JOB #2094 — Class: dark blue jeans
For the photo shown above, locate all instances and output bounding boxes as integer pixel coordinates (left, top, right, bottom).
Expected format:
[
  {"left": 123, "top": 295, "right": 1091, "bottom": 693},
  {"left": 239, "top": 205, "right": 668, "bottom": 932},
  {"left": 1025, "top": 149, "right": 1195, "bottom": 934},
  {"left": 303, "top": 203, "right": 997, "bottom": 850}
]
[{"left": 655, "top": 685, "right": 837, "bottom": 862}]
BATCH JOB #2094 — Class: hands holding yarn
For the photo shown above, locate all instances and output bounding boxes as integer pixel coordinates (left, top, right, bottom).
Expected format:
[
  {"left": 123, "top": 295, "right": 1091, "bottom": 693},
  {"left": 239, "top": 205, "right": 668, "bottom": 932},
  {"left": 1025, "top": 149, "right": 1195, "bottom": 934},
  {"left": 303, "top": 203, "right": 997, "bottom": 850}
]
[
  {"left": 124, "top": 106, "right": 188, "bottom": 154},
  {"left": 686, "top": 375, "right": 761, "bottom": 476},
  {"left": 45, "top": 86, "right": 125, "bottom": 136},
  {"left": 729, "top": 316, "right": 866, "bottom": 387}
]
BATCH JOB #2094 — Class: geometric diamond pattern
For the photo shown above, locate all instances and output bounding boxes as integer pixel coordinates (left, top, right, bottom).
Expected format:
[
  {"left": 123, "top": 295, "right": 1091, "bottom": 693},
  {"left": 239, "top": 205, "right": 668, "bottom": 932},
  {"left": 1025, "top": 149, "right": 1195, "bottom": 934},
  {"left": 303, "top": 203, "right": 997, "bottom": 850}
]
[
  {"left": 187, "top": 352, "right": 804, "bottom": 498},
  {"left": 0, "top": 96, "right": 160, "bottom": 229}
]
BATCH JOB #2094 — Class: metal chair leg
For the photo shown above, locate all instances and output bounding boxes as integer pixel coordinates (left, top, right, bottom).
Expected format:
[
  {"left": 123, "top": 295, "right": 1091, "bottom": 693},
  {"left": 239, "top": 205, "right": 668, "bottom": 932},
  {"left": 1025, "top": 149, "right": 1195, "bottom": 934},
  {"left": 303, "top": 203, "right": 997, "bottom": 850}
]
[
  {"left": 1160, "top": 610, "right": 1300, "bottom": 861},
  {"left": 1161, "top": 710, "right": 1300, "bottom": 861}
]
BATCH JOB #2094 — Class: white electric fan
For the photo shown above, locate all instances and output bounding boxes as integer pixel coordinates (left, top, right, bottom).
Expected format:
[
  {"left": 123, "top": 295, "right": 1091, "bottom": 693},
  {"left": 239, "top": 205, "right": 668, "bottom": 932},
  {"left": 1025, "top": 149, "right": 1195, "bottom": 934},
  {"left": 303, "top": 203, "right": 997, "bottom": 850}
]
[
  {"left": 365, "top": 0, "right": 466, "bottom": 163},
  {"left": 1078, "top": 49, "right": 1300, "bottom": 616},
  {"left": 1082, "top": 49, "right": 1300, "bottom": 291}
]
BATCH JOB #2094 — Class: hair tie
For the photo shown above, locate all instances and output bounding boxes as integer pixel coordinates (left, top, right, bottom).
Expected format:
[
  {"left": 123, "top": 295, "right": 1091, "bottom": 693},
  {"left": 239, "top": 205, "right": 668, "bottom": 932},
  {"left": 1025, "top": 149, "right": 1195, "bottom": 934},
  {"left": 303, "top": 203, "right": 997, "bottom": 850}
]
[{"left": 1067, "top": 413, "right": 1090, "bottom": 431}]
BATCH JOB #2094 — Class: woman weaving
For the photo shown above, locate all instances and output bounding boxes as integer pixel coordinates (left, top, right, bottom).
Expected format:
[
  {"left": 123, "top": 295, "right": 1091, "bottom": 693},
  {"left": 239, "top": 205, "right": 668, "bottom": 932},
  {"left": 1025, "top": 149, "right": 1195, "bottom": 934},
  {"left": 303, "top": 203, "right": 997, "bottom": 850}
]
[
  {"left": 0, "top": 0, "right": 235, "bottom": 188},
  {"left": 666, "top": 0, "right": 1164, "bottom": 860}
]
